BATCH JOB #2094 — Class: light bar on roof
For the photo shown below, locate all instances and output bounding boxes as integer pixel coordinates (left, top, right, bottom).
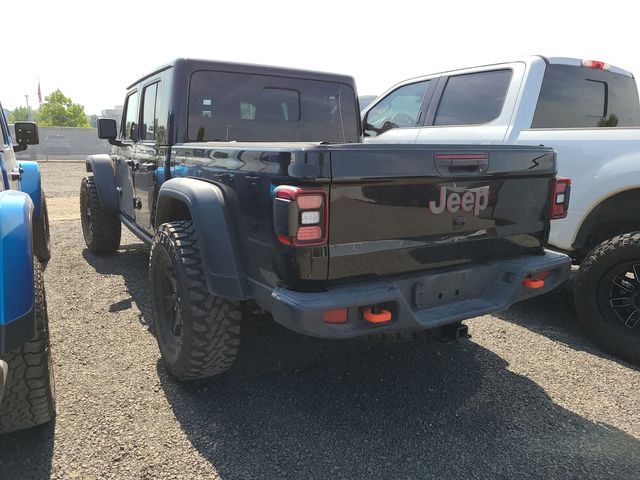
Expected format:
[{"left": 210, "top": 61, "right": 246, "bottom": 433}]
[{"left": 582, "top": 59, "right": 610, "bottom": 70}]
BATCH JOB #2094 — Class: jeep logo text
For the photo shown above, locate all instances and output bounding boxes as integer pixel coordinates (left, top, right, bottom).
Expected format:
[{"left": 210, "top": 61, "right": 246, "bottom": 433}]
[{"left": 428, "top": 186, "right": 489, "bottom": 216}]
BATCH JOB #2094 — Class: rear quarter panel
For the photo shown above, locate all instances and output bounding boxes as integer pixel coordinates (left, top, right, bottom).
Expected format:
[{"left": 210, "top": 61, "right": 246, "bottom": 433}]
[
  {"left": 171, "top": 143, "right": 332, "bottom": 289},
  {"left": 517, "top": 128, "right": 640, "bottom": 250}
]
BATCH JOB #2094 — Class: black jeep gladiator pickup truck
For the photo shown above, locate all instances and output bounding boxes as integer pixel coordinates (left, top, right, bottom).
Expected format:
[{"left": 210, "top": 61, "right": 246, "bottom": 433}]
[{"left": 82, "top": 59, "right": 571, "bottom": 380}]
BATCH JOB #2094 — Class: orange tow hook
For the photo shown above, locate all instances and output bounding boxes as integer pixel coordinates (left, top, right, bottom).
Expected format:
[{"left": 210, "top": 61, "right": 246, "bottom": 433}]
[
  {"left": 363, "top": 307, "right": 392, "bottom": 323},
  {"left": 523, "top": 276, "right": 544, "bottom": 289}
]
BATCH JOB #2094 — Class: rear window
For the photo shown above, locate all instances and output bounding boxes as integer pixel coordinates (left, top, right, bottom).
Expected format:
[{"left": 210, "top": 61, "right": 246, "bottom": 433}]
[
  {"left": 188, "top": 71, "right": 358, "bottom": 142},
  {"left": 434, "top": 69, "right": 512, "bottom": 126},
  {"left": 532, "top": 64, "right": 640, "bottom": 128}
]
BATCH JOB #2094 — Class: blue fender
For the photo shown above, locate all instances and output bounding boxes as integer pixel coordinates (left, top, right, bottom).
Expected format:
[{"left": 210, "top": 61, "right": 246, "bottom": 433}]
[
  {"left": 17, "top": 161, "right": 42, "bottom": 218},
  {"left": 0, "top": 191, "right": 35, "bottom": 354}
]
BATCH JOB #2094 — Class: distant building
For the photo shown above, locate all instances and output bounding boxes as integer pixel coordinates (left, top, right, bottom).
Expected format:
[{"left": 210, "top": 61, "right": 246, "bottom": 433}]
[{"left": 100, "top": 105, "right": 123, "bottom": 129}]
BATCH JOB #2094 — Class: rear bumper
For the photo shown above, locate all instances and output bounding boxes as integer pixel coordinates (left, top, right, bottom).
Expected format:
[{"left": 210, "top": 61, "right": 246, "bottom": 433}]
[{"left": 265, "top": 249, "right": 571, "bottom": 339}]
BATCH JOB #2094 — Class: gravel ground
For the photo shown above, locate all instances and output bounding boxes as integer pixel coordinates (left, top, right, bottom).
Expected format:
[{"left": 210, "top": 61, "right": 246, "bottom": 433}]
[
  {"left": 0, "top": 162, "right": 639, "bottom": 479},
  {"left": 39, "top": 162, "right": 88, "bottom": 199}
]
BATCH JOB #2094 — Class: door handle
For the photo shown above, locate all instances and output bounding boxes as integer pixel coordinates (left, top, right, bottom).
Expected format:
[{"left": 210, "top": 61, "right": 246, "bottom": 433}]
[{"left": 435, "top": 153, "right": 489, "bottom": 176}]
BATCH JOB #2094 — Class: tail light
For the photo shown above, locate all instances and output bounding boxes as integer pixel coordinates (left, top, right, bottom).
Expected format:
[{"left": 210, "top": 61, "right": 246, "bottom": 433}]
[
  {"left": 273, "top": 185, "right": 328, "bottom": 246},
  {"left": 550, "top": 177, "right": 571, "bottom": 219}
]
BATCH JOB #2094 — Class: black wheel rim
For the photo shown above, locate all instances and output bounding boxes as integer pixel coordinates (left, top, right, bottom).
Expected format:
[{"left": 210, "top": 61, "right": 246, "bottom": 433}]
[
  {"left": 600, "top": 261, "right": 640, "bottom": 330},
  {"left": 152, "top": 249, "right": 183, "bottom": 347},
  {"left": 159, "top": 261, "right": 182, "bottom": 339}
]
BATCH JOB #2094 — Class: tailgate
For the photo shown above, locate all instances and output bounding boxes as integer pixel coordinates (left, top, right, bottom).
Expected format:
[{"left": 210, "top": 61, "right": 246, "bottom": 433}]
[{"left": 328, "top": 145, "right": 555, "bottom": 280}]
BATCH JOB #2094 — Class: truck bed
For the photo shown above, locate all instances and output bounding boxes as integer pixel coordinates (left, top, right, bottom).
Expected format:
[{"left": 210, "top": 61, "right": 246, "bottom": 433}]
[{"left": 171, "top": 142, "right": 556, "bottom": 290}]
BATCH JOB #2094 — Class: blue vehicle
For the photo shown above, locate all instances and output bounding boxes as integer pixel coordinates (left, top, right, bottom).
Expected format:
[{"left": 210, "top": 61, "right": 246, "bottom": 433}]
[{"left": 0, "top": 103, "right": 55, "bottom": 432}]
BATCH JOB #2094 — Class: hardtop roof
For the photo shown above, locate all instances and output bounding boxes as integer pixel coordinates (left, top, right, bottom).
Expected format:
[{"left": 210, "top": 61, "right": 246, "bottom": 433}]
[{"left": 127, "top": 58, "right": 356, "bottom": 90}]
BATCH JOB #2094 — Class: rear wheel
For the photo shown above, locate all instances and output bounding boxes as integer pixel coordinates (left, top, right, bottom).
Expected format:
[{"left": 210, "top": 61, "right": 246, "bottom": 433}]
[
  {"left": 80, "top": 176, "right": 121, "bottom": 254},
  {"left": 149, "top": 221, "right": 242, "bottom": 381},
  {"left": 574, "top": 232, "right": 640, "bottom": 365},
  {"left": 0, "top": 260, "right": 56, "bottom": 433},
  {"left": 33, "top": 189, "right": 51, "bottom": 262}
]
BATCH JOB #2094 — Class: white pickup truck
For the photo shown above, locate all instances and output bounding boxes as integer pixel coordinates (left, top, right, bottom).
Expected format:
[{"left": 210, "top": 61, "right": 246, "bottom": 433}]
[{"left": 362, "top": 56, "right": 640, "bottom": 364}]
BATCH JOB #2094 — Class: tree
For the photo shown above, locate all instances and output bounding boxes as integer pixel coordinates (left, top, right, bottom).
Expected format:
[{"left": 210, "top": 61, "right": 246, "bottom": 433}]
[
  {"left": 38, "top": 89, "right": 90, "bottom": 128},
  {"left": 598, "top": 114, "right": 619, "bottom": 128},
  {"left": 8, "top": 106, "right": 32, "bottom": 123}
]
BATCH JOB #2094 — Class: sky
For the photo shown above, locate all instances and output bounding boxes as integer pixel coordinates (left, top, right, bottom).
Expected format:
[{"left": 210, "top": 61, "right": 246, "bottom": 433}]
[{"left": 2, "top": 0, "right": 639, "bottom": 115}]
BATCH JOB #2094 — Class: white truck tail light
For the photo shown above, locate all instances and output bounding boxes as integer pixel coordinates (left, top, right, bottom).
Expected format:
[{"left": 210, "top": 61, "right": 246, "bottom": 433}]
[
  {"left": 551, "top": 177, "right": 571, "bottom": 220},
  {"left": 582, "top": 59, "right": 610, "bottom": 70},
  {"left": 273, "top": 185, "right": 328, "bottom": 246}
]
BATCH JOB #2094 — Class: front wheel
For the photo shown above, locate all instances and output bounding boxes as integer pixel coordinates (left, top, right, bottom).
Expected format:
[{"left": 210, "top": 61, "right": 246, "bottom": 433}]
[
  {"left": 80, "top": 176, "right": 121, "bottom": 254},
  {"left": 574, "top": 232, "right": 640, "bottom": 365},
  {"left": 0, "top": 260, "right": 56, "bottom": 433},
  {"left": 149, "top": 221, "right": 241, "bottom": 381}
]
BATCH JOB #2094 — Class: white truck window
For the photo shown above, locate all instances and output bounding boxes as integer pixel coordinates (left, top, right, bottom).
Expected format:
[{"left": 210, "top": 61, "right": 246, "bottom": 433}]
[
  {"left": 532, "top": 64, "right": 640, "bottom": 128},
  {"left": 434, "top": 70, "right": 512, "bottom": 126},
  {"left": 363, "top": 80, "right": 431, "bottom": 137}
]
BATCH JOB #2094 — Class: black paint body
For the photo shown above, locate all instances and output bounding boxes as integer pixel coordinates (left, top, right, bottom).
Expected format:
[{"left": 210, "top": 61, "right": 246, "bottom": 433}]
[
  {"left": 90, "top": 59, "right": 570, "bottom": 338},
  {"left": 167, "top": 143, "right": 556, "bottom": 291}
]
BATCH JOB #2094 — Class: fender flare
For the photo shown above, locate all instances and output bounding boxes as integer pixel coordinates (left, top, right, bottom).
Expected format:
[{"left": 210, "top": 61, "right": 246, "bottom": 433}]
[
  {"left": 573, "top": 188, "right": 640, "bottom": 251},
  {"left": 155, "top": 178, "right": 249, "bottom": 300},
  {"left": 17, "top": 161, "right": 42, "bottom": 218},
  {"left": 86, "top": 154, "right": 119, "bottom": 211},
  {"left": 0, "top": 191, "right": 35, "bottom": 353}
]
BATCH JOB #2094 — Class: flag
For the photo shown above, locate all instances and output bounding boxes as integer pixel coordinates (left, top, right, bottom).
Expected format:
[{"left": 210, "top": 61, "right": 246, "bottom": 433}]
[{"left": 37, "top": 79, "right": 42, "bottom": 104}]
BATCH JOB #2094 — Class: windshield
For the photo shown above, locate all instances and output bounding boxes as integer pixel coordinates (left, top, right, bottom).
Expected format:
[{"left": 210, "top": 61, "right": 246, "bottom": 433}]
[{"left": 187, "top": 71, "right": 359, "bottom": 143}]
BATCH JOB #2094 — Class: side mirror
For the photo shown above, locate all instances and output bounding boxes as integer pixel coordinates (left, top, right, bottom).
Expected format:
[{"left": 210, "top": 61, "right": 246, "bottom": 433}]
[
  {"left": 98, "top": 118, "right": 117, "bottom": 140},
  {"left": 361, "top": 114, "right": 377, "bottom": 138},
  {"left": 13, "top": 122, "right": 39, "bottom": 152}
]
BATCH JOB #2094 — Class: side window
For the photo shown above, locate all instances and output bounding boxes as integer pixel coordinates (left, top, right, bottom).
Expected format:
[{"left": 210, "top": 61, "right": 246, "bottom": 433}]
[
  {"left": 532, "top": 64, "right": 640, "bottom": 128},
  {"left": 434, "top": 70, "right": 512, "bottom": 126},
  {"left": 364, "top": 81, "right": 431, "bottom": 137},
  {"left": 141, "top": 83, "right": 159, "bottom": 141},
  {"left": 122, "top": 91, "right": 139, "bottom": 140}
]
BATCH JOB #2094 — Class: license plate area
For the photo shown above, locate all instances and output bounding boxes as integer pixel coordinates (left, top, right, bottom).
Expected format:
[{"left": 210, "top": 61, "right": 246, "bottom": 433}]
[{"left": 409, "top": 265, "right": 493, "bottom": 310}]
